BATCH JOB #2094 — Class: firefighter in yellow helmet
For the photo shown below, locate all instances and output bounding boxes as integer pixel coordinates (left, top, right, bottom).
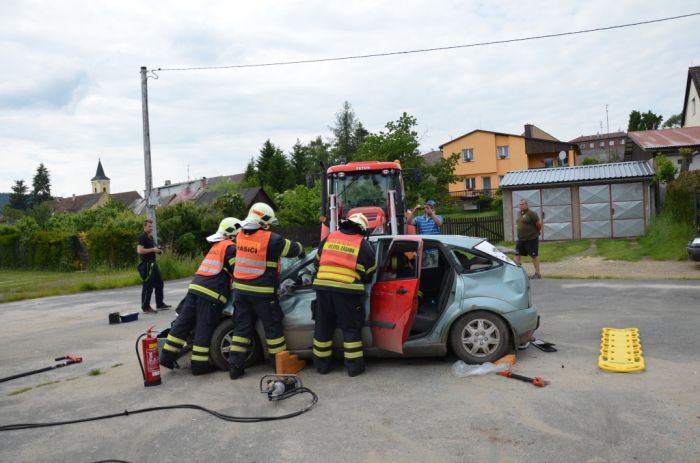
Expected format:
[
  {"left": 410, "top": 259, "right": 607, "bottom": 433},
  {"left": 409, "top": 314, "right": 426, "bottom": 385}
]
[
  {"left": 160, "top": 217, "right": 242, "bottom": 375},
  {"left": 228, "top": 203, "right": 305, "bottom": 379},
  {"left": 312, "top": 213, "right": 376, "bottom": 377}
]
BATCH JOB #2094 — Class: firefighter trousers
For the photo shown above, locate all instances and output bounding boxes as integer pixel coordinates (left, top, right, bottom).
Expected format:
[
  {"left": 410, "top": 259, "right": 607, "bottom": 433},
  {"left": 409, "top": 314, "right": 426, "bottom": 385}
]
[
  {"left": 228, "top": 293, "right": 286, "bottom": 369},
  {"left": 160, "top": 293, "right": 223, "bottom": 375},
  {"left": 312, "top": 290, "right": 365, "bottom": 376}
]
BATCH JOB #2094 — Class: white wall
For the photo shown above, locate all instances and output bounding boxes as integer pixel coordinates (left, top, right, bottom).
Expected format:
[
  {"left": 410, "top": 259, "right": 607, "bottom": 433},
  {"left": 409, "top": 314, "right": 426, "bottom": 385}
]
[{"left": 683, "top": 81, "right": 700, "bottom": 127}]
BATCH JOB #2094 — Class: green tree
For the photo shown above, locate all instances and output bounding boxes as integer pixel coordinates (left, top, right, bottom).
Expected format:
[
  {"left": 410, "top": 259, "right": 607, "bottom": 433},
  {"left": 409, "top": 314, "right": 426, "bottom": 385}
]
[
  {"left": 417, "top": 153, "right": 461, "bottom": 205},
  {"left": 242, "top": 157, "right": 257, "bottom": 185},
  {"left": 662, "top": 113, "right": 682, "bottom": 128},
  {"left": 289, "top": 140, "right": 312, "bottom": 186},
  {"left": 31, "top": 163, "right": 52, "bottom": 205},
  {"left": 582, "top": 158, "right": 603, "bottom": 165},
  {"left": 275, "top": 182, "right": 322, "bottom": 226},
  {"left": 354, "top": 112, "right": 425, "bottom": 203},
  {"left": 330, "top": 101, "right": 365, "bottom": 164},
  {"left": 214, "top": 192, "right": 247, "bottom": 219},
  {"left": 678, "top": 147, "right": 694, "bottom": 173},
  {"left": 306, "top": 136, "right": 332, "bottom": 170},
  {"left": 9, "top": 180, "right": 29, "bottom": 211},
  {"left": 256, "top": 140, "right": 291, "bottom": 194},
  {"left": 654, "top": 154, "right": 677, "bottom": 184},
  {"left": 628, "top": 110, "right": 663, "bottom": 131},
  {"left": 27, "top": 202, "right": 52, "bottom": 228}
]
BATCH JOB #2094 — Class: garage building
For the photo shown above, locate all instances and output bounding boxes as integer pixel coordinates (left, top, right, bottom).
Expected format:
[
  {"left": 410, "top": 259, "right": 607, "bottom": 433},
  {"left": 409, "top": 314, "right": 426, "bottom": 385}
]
[{"left": 501, "top": 161, "right": 655, "bottom": 241}]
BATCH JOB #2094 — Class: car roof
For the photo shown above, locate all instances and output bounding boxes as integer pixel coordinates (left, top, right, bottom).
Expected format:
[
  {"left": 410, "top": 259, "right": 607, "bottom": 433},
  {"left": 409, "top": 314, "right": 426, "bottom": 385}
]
[{"left": 369, "top": 234, "right": 485, "bottom": 248}]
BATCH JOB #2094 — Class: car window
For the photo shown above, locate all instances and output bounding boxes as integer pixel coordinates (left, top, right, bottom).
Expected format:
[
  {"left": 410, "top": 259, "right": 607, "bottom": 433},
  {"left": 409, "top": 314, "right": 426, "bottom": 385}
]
[
  {"left": 449, "top": 247, "right": 499, "bottom": 273},
  {"left": 378, "top": 241, "right": 420, "bottom": 281}
]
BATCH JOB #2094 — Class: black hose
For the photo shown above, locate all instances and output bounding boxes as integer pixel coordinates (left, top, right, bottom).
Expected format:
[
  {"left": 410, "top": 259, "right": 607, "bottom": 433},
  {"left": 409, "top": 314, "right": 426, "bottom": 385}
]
[
  {"left": 135, "top": 333, "right": 147, "bottom": 380},
  {"left": 0, "top": 387, "right": 318, "bottom": 431}
]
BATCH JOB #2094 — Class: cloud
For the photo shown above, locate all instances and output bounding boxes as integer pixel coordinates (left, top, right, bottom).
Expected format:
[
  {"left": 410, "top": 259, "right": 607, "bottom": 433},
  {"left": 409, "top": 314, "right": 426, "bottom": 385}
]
[{"left": 0, "top": 0, "right": 699, "bottom": 197}]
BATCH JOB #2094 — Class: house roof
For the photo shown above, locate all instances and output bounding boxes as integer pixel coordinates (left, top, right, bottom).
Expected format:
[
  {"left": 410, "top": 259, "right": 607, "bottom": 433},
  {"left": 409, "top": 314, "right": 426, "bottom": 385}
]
[
  {"left": 682, "top": 66, "right": 700, "bottom": 127},
  {"left": 110, "top": 191, "right": 142, "bottom": 207},
  {"left": 49, "top": 193, "right": 104, "bottom": 213},
  {"left": 627, "top": 126, "right": 700, "bottom": 150},
  {"left": 194, "top": 187, "right": 276, "bottom": 210},
  {"left": 422, "top": 150, "right": 443, "bottom": 166},
  {"left": 91, "top": 159, "right": 110, "bottom": 181},
  {"left": 525, "top": 137, "right": 580, "bottom": 156},
  {"left": 500, "top": 161, "right": 654, "bottom": 188},
  {"left": 439, "top": 129, "right": 521, "bottom": 149},
  {"left": 569, "top": 132, "right": 627, "bottom": 143},
  {"left": 522, "top": 124, "right": 559, "bottom": 141}
]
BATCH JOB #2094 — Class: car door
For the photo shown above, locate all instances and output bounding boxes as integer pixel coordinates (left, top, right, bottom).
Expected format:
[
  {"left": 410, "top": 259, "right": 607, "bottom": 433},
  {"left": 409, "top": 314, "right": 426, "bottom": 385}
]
[{"left": 369, "top": 237, "right": 423, "bottom": 353}]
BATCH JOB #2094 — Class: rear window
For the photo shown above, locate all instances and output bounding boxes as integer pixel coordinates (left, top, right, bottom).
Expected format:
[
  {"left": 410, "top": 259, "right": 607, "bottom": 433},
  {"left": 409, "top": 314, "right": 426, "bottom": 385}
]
[{"left": 450, "top": 247, "right": 500, "bottom": 273}]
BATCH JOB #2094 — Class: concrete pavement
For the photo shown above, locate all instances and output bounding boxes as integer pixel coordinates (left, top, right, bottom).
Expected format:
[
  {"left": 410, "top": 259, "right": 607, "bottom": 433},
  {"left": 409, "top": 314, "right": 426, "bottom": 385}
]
[{"left": 1, "top": 279, "right": 699, "bottom": 462}]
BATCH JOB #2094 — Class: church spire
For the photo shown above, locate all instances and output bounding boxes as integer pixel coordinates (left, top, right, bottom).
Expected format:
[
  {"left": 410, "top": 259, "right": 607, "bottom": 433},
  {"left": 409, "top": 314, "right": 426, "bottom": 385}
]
[{"left": 91, "top": 158, "right": 110, "bottom": 181}]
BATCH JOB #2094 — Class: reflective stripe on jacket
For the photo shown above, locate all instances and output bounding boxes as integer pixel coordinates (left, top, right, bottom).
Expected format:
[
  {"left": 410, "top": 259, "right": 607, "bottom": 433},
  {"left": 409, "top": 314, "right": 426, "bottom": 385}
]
[
  {"left": 313, "top": 231, "right": 364, "bottom": 292},
  {"left": 195, "top": 239, "right": 234, "bottom": 276},
  {"left": 233, "top": 230, "right": 275, "bottom": 280}
]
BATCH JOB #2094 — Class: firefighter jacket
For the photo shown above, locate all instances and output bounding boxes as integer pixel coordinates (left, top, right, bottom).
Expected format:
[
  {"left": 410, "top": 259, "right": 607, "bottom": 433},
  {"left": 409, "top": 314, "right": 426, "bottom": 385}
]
[
  {"left": 187, "top": 239, "right": 236, "bottom": 305},
  {"left": 233, "top": 229, "right": 304, "bottom": 296},
  {"left": 312, "top": 229, "right": 376, "bottom": 294}
]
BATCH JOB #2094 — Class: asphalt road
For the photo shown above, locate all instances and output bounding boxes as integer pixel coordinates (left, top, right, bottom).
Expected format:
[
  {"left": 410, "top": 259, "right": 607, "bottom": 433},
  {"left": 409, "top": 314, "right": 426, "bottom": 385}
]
[{"left": 1, "top": 279, "right": 699, "bottom": 463}]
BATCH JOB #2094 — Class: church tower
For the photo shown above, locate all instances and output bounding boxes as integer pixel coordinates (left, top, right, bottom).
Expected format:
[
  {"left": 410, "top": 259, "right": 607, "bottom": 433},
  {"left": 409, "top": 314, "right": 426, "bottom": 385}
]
[{"left": 91, "top": 159, "right": 111, "bottom": 194}]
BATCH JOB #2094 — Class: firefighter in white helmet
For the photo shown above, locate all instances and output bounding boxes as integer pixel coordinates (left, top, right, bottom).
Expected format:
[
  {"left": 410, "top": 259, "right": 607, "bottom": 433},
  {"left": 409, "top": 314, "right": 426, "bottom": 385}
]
[
  {"left": 228, "top": 203, "right": 305, "bottom": 379},
  {"left": 311, "top": 212, "right": 376, "bottom": 377},
  {"left": 160, "top": 217, "right": 242, "bottom": 375}
]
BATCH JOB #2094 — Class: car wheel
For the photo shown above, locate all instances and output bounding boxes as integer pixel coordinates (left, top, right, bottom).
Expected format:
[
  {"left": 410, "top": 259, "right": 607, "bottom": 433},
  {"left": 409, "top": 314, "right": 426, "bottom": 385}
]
[
  {"left": 449, "top": 311, "right": 511, "bottom": 364},
  {"left": 209, "top": 318, "right": 262, "bottom": 371}
]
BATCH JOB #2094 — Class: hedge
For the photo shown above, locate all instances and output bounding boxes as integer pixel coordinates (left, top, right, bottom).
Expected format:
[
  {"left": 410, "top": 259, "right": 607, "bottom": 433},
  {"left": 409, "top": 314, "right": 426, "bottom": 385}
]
[
  {"left": 84, "top": 227, "right": 140, "bottom": 269},
  {"left": 665, "top": 170, "right": 700, "bottom": 226},
  {"left": 23, "top": 231, "right": 81, "bottom": 271},
  {"left": 0, "top": 233, "right": 20, "bottom": 268}
]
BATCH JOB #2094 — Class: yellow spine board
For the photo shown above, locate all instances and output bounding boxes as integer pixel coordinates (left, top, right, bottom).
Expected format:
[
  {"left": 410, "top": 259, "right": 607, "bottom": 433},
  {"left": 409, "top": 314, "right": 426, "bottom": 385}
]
[{"left": 598, "top": 327, "right": 645, "bottom": 372}]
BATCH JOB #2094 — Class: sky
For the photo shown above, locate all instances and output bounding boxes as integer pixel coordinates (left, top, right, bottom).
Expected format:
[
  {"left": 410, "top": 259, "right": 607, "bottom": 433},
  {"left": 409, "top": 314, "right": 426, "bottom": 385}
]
[{"left": 1, "top": 1, "right": 699, "bottom": 198}]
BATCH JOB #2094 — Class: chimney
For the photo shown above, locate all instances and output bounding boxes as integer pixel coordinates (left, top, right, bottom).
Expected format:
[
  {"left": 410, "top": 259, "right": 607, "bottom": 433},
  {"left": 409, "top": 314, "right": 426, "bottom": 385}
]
[
  {"left": 164, "top": 180, "right": 171, "bottom": 186},
  {"left": 524, "top": 124, "right": 534, "bottom": 138},
  {"left": 200, "top": 176, "right": 207, "bottom": 189}
]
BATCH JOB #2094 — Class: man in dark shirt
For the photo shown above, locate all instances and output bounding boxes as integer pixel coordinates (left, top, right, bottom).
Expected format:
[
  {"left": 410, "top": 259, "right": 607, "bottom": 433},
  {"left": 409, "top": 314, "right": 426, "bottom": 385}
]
[
  {"left": 515, "top": 199, "right": 542, "bottom": 279},
  {"left": 137, "top": 220, "right": 170, "bottom": 313}
]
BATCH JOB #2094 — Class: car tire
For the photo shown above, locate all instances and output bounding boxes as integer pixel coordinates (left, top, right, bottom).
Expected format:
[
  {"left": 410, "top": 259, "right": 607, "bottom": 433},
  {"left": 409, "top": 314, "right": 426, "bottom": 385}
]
[
  {"left": 449, "top": 311, "right": 511, "bottom": 364},
  {"left": 209, "top": 317, "right": 262, "bottom": 371}
]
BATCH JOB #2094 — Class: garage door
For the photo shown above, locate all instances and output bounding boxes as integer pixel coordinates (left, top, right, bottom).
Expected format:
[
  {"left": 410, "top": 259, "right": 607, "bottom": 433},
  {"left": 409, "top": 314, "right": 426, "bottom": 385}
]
[
  {"left": 512, "top": 188, "right": 573, "bottom": 240},
  {"left": 579, "top": 183, "right": 646, "bottom": 238}
]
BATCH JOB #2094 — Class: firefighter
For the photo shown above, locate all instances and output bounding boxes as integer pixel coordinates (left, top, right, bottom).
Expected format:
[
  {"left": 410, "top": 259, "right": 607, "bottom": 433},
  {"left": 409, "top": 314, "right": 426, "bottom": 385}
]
[
  {"left": 159, "top": 217, "right": 242, "bottom": 375},
  {"left": 228, "top": 203, "right": 305, "bottom": 380},
  {"left": 312, "top": 213, "right": 377, "bottom": 377}
]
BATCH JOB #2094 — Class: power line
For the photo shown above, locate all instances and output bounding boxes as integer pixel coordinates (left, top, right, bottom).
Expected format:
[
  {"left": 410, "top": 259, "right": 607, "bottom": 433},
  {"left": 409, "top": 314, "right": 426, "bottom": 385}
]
[{"left": 156, "top": 12, "right": 699, "bottom": 72}]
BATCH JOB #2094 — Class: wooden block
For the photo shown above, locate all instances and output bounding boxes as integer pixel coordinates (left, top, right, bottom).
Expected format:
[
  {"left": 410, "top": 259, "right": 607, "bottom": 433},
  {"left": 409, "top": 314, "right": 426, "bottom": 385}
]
[
  {"left": 275, "top": 351, "right": 306, "bottom": 374},
  {"left": 495, "top": 354, "right": 517, "bottom": 366}
]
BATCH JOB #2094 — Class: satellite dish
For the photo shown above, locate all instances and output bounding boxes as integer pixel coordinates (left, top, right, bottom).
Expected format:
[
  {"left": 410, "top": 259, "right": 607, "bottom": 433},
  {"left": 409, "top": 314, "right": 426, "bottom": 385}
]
[{"left": 558, "top": 151, "right": 567, "bottom": 161}]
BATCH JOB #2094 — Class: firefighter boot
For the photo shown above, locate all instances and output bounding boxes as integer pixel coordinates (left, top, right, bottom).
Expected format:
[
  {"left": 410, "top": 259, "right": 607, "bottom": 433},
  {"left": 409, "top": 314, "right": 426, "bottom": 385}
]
[
  {"left": 159, "top": 351, "right": 176, "bottom": 370},
  {"left": 229, "top": 364, "right": 244, "bottom": 380},
  {"left": 191, "top": 363, "right": 218, "bottom": 376}
]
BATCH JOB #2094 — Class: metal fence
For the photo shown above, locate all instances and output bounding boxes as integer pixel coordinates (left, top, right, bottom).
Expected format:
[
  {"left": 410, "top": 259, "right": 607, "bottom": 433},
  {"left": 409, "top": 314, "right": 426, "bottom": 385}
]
[
  {"left": 441, "top": 215, "right": 504, "bottom": 242},
  {"left": 448, "top": 189, "right": 499, "bottom": 201}
]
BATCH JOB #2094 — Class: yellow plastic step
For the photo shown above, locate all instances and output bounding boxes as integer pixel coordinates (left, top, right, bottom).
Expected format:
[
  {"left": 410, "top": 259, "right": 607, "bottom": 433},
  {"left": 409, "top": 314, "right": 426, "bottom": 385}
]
[{"left": 598, "top": 327, "right": 645, "bottom": 372}]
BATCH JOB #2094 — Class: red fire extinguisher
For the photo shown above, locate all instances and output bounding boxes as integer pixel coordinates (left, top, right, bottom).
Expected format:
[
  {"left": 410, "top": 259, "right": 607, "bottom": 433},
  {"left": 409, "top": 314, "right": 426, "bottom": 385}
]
[{"left": 136, "top": 325, "right": 161, "bottom": 387}]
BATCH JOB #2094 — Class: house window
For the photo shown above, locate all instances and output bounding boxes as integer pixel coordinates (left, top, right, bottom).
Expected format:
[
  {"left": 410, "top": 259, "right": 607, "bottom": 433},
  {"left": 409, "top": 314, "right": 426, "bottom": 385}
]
[
  {"left": 496, "top": 146, "right": 509, "bottom": 159},
  {"left": 589, "top": 142, "right": 594, "bottom": 148},
  {"left": 580, "top": 143, "right": 587, "bottom": 150},
  {"left": 620, "top": 139, "right": 625, "bottom": 145},
  {"left": 692, "top": 97, "right": 696, "bottom": 116},
  {"left": 103, "top": 188, "right": 107, "bottom": 192},
  {"left": 544, "top": 158, "right": 553, "bottom": 168},
  {"left": 482, "top": 176, "right": 492, "bottom": 190},
  {"left": 465, "top": 177, "right": 476, "bottom": 190},
  {"left": 462, "top": 148, "right": 474, "bottom": 162},
  {"left": 599, "top": 141, "right": 605, "bottom": 147},
  {"left": 608, "top": 140, "right": 614, "bottom": 146}
]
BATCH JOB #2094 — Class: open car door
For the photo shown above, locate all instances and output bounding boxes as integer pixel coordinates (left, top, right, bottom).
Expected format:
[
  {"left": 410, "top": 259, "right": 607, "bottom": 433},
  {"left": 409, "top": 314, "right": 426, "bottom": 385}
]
[{"left": 370, "top": 237, "right": 423, "bottom": 353}]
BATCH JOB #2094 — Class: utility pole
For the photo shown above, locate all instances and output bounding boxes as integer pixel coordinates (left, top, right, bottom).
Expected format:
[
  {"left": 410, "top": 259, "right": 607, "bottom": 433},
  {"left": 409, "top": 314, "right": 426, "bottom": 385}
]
[
  {"left": 140, "top": 66, "right": 158, "bottom": 243},
  {"left": 605, "top": 104, "right": 611, "bottom": 162}
]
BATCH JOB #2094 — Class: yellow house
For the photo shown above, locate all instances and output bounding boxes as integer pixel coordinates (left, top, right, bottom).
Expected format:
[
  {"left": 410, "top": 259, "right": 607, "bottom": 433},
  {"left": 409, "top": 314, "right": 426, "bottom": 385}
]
[{"left": 439, "top": 125, "right": 579, "bottom": 197}]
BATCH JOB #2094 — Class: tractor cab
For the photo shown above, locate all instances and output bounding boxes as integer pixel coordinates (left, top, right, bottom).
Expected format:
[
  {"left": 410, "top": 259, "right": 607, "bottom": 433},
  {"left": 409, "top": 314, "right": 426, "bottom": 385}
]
[{"left": 321, "top": 161, "right": 411, "bottom": 239}]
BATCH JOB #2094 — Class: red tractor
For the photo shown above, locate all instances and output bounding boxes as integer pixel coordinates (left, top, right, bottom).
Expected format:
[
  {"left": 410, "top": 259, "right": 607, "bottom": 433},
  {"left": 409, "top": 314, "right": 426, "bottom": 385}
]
[{"left": 320, "top": 161, "right": 415, "bottom": 239}]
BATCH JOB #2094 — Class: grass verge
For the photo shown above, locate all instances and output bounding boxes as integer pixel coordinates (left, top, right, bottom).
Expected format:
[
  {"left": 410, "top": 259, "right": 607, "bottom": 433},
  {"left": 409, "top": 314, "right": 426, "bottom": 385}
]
[
  {"left": 0, "top": 252, "right": 198, "bottom": 303},
  {"left": 498, "top": 239, "right": 591, "bottom": 262}
]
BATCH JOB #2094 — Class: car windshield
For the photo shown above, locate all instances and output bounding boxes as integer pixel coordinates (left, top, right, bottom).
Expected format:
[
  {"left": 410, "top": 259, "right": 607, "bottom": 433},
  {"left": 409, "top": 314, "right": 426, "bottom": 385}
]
[{"left": 333, "top": 172, "right": 397, "bottom": 210}]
